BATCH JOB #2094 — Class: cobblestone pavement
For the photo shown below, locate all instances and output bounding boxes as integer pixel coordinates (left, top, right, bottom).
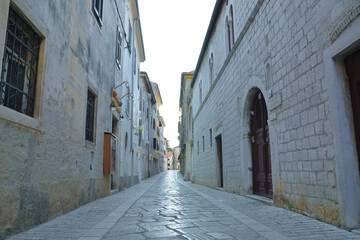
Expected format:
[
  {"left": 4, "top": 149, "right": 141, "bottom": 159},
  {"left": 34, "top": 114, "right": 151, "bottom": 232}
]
[{"left": 9, "top": 171, "right": 360, "bottom": 240}]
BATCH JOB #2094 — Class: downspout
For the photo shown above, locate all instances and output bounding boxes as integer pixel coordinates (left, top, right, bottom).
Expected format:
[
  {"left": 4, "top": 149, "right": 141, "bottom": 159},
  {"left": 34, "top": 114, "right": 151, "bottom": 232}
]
[
  {"left": 147, "top": 94, "right": 151, "bottom": 178},
  {"left": 130, "top": 17, "right": 137, "bottom": 186}
]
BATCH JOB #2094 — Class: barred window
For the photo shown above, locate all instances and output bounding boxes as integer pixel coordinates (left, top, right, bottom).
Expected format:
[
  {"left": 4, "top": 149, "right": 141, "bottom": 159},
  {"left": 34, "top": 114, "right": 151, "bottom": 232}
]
[
  {"left": 0, "top": 8, "right": 41, "bottom": 117},
  {"left": 128, "top": 20, "right": 132, "bottom": 53},
  {"left": 115, "top": 26, "right": 122, "bottom": 68},
  {"left": 85, "top": 90, "right": 96, "bottom": 142},
  {"left": 92, "top": 0, "right": 103, "bottom": 25}
]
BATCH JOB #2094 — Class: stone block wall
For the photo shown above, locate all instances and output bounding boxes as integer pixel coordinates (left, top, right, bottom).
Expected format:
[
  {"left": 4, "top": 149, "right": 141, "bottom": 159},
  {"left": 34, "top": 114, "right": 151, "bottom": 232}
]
[{"left": 191, "top": 0, "right": 360, "bottom": 227}]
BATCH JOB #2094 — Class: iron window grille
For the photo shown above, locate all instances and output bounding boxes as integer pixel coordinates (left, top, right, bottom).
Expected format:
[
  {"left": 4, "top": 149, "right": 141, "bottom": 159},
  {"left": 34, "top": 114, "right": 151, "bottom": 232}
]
[
  {"left": 115, "top": 26, "right": 122, "bottom": 68},
  {"left": 128, "top": 20, "right": 132, "bottom": 53},
  {"left": 85, "top": 90, "right": 96, "bottom": 142},
  {"left": 125, "top": 87, "right": 130, "bottom": 118},
  {"left": 0, "top": 8, "right": 41, "bottom": 117},
  {"left": 92, "top": 0, "right": 103, "bottom": 25}
]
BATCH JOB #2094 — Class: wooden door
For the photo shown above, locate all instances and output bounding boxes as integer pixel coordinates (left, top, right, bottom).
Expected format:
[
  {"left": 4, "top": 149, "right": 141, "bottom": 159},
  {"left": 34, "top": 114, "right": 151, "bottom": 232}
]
[
  {"left": 345, "top": 50, "right": 360, "bottom": 171},
  {"left": 251, "top": 91, "right": 272, "bottom": 198},
  {"left": 216, "top": 135, "right": 224, "bottom": 188}
]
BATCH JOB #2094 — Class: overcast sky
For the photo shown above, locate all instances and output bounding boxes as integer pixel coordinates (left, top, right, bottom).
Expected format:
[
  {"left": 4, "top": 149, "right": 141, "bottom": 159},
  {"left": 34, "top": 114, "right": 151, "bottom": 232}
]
[{"left": 138, "top": 0, "right": 216, "bottom": 148}]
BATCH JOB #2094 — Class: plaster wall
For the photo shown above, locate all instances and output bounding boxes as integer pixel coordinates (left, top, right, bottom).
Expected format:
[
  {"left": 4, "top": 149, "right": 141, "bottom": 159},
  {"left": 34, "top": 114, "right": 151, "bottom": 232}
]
[{"left": 0, "top": 0, "right": 142, "bottom": 236}]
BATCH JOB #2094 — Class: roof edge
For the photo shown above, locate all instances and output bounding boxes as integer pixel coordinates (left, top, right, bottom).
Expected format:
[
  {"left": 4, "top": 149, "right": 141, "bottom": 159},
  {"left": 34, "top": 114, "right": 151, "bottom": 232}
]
[{"left": 190, "top": 0, "right": 223, "bottom": 88}]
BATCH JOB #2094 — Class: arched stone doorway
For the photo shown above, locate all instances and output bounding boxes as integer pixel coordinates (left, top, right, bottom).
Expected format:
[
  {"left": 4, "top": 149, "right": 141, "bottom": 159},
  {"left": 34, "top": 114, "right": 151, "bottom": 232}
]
[{"left": 250, "top": 90, "right": 272, "bottom": 198}]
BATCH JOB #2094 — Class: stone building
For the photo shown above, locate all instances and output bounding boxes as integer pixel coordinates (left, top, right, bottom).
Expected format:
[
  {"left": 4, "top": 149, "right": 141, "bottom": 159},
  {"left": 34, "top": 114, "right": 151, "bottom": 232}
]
[
  {"left": 0, "top": 0, "right": 147, "bottom": 237},
  {"left": 173, "top": 146, "right": 180, "bottom": 170},
  {"left": 159, "top": 116, "right": 167, "bottom": 171},
  {"left": 185, "top": 0, "right": 360, "bottom": 228},
  {"left": 179, "top": 71, "right": 194, "bottom": 180},
  {"left": 137, "top": 72, "right": 156, "bottom": 180},
  {"left": 150, "top": 81, "right": 165, "bottom": 174},
  {"left": 137, "top": 72, "right": 165, "bottom": 178},
  {"left": 167, "top": 151, "right": 174, "bottom": 170}
]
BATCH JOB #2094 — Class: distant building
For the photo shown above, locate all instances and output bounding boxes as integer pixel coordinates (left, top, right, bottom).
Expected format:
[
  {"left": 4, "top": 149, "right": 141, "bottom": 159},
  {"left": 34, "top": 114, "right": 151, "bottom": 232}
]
[
  {"left": 167, "top": 151, "right": 174, "bottom": 170},
  {"left": 173, "top": 146, "right": 180, "bottom": 170},
  {"left": 179, "top": 71, "right": 194, "bottom": 180}
]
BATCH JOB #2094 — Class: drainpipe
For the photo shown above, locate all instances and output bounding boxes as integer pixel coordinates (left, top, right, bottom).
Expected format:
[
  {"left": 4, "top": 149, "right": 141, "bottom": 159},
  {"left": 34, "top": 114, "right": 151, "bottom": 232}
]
[{"left": 147, "top": 94, "right": 151, "bottom": 178}]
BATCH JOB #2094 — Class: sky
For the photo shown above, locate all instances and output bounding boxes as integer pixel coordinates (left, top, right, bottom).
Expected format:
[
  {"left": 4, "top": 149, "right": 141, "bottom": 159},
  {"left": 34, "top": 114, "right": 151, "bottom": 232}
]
[{"left": 138, "top": 0, "right": 216, "bottom": 148}]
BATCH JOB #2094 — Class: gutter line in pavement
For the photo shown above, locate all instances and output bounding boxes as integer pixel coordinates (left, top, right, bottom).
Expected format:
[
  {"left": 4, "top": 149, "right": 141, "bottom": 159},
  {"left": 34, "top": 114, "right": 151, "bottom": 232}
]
[{"left": 174, "top": 172, "right": 290, "bottom": 240}]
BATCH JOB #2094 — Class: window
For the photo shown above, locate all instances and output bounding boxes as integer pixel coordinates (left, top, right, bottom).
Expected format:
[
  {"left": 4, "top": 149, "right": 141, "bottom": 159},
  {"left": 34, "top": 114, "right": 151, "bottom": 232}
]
[
  {"left": 92, "top": 0, "right": 103, "bottom": 25},
  {"left": 138, "top": 119, "right": 142, "bottom": 146},
  {"left": 226, "top": 5, "right": 235, "bottom": 53},
  {"left": 85, "top": 90, "right": 96, "bottom": 142},
  {"left": 199, "top": 80, "right": 203, "bottom": 104},
  {"left": 115, "top": 26, "right": 122, "bottom": 68},
  {"left": 210, "top": 129, "right": 212, "bottom": 147},
  {"left": 125, "top": 85, "right": 130, "bottom": 118},
  {"left": 128, "top": 20, "right": 132, "bottom": 53},
  {"left": 209, "top": 53, "right": 214, "bottom": 85},
  {"left": 125, "top": 132, "right": 128, "bottom": 150},
  {"left": 203, "top": 136, "right": 205, "bottom": 152},
  {"left": 153, "top": 138, "right": 157, "bottom": 150},
  {"left": 197, "top": 141, "right": 199, "bottom": 155},
  {"left": 0, "top": 8, "right": 41, "bottom": 117},
  {"left": 133, "top": 49, "right": 137, "bottom": 75}
]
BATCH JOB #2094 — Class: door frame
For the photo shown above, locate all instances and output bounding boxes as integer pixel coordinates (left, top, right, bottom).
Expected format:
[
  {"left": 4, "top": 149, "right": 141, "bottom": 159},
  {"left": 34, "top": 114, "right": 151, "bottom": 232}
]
[
  {"left": 238, "top": 79, "right": 279, "bottom": 200},
  {"left": 215, "top": 134, "right": 224, "bottom": 188},
  {"left": 250, "top": 90, "right": 272, "bottom": 198},
  {"left": 323, "top": 15, "right": 360, "bottom": 228}
]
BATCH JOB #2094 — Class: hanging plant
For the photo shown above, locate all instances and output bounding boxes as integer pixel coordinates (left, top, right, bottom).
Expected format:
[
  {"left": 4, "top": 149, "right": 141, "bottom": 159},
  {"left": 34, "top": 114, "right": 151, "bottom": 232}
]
[{"left": 137, "top": 126, "right": 143, "bottom": 132}]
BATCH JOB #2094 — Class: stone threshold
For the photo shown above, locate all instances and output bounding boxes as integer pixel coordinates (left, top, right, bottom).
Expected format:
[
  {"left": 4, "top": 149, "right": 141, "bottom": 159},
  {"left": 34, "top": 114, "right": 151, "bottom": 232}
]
[{"left": 246, "top": 194, "right": 273, "bottom": 206}]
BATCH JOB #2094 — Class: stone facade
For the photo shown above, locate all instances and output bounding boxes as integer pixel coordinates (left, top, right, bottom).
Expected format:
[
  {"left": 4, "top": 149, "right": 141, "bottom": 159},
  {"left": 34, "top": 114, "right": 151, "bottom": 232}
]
[
  {"left": 0, "top": 0, "right": 150, "bottom": 237},
  {"left": 179, "top": 71, "right": 194, "bottom": 180},
  {"left": 137, "top": 72, "right": 156, "bottom": 180},
  {"left": 186, "top": 0, "right": 360, "bottom": 228}
]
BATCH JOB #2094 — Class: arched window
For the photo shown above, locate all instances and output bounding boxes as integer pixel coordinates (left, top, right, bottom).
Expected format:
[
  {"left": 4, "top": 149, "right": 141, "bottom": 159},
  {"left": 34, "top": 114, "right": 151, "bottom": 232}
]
[
  {"left": 229, "top": 5, "right": 235, "bottom": 48},
  {"left": 199, "top": 80, "right": 203, "bottom": 105},
  {"left": 209, "top": 53, "right": 214, "bottom": 85},
  {"left": 226, "top": 5, "right": 235, "bottom": 53}
]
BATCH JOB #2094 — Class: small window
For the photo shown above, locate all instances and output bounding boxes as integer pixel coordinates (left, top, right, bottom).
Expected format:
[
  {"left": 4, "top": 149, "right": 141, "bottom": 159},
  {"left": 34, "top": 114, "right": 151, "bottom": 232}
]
[
  {"left": 133, "top": 49, "right": 137, "bottom": 75},
  {"left": 226, "top": 5, "right": 235, "bottom": 53},
  {"left": 92, "top": 0, "right": 103, "bottom": 25},
  {"left": 115, "top": 26, "right": 122, "bottom": 68},
  {"left": 197, "top": 141, "right": 199, "bottom": 155},
  {"left": 209, "top": 53, "right": 214, "bottom": 85},
  {"left": 0, "top": 7, "right": 41, "bottom": 117},
  {"left": 128, "top": 20, "right": 132, "bottom": 53},
  {"left": 199, "top": 80, "right": 203, "bottom": 104},
  {"left": 125, "top": 132, "right": 128, "bottom": 150},
  {"left": 203, "top": 136, "right": 205, "bottom": 152},
  {"left": 125, "top": 85, "right": 130, "bottom": 118},
  {"left": 85, "top": 90, "right": 96, "bottom": 142}
]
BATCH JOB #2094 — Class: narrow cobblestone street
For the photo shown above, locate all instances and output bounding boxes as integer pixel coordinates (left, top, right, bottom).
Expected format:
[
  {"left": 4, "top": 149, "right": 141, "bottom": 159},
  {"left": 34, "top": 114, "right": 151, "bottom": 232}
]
[{"left": 9, "top": 171, "right": 360, "bottom": 240}]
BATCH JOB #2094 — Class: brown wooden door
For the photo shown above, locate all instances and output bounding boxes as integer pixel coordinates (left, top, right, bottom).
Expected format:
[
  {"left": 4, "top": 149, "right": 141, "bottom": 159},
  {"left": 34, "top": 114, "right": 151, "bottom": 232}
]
[
  {"left": 251, "top": 91, "right": 272, "bottom": 198},
  {"left": 345, "top": 50, "right": 360, "bottom": 171},
  {"left": 216, "top": 135, "right": 224, "bottom": 188}
]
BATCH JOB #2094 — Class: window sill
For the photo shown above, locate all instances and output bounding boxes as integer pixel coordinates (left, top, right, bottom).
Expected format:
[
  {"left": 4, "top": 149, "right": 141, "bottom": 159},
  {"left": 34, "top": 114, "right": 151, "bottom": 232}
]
[
  {"left": 0, "top": 105, "right": 42, "bottom": 132},
  {"left": 85, "top": 140, "right": 96, "bottom": 149}
]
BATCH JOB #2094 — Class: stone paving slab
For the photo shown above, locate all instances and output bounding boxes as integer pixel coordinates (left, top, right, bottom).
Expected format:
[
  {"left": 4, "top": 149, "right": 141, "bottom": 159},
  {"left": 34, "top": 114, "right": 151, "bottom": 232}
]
[{"left": 8, "top": 171, "right": 360, "bottom": 240}]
